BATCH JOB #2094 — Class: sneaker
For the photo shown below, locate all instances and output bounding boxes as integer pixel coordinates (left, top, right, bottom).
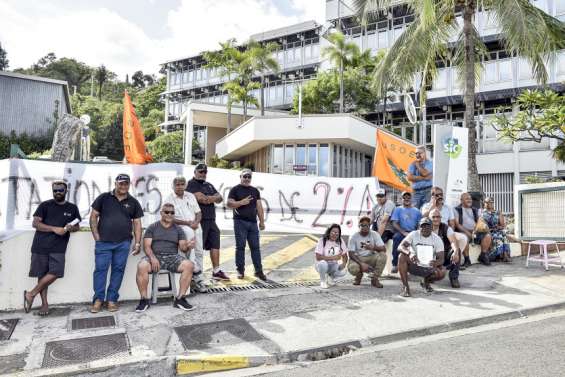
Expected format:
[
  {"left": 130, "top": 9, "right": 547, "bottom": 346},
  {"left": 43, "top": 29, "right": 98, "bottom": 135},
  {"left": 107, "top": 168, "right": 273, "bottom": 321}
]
[
  {"left": 420, "top": 279, "right": 434, "bottom": 293},
  {"left": 191, "top": 280, "right": 208, "bottom": 294},
  {"left": 478, "top": 253, "right": 491, "bottom": 266},
  {"left": 320, "top": 280, "right": 329, "bottom": 289},
  {"left": 254, "top": 271, "right": 268, "bottom": 282},
  {"left": 371, "top": 276, "right": 383, "bottom": 288},
  {"left": 353, "top": 273, "right": 363, "bottom": 286},
  {"left": 450, "top": 278, "right": 460, "bottom": 289},
  {"left": 135, "top": 299, "right": 150, "bottom": 313},
  {"left": 327, "top": 276, "right": 336, "bottom": 286},
  {"left": 212, "top": 270, "right": 231, "bottom": 281},
  {"left": 90, "top": 299, "right": 103, "bottom": 313},
  {"left": 237, "top": 270, "right": 245, "bottom": 279},
  {"left": 107, "top": 301, "right": 119, "bottom": 312},
  {"left": 391, "top": 266, "right": 398, "bottom": 274},
  {"left": 462, "top": 258, "right": 472, "bottom": 269},
  {"left": 173, "top": 297, "right": 195, "bottom": 311}
]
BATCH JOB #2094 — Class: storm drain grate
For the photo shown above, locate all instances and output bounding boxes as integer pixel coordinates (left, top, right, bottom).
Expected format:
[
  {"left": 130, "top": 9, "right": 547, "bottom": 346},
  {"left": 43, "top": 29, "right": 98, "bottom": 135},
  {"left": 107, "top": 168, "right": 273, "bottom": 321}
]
[
  {"left": 71, "top": 316, "right": 116, "bottom": 331},
  {"left": 42, "top": 333, "right": 129, "bottom": 368},
  {"left": 206, "top": 280, "right": 352, "bottom": 293},
  {"left": 0, "top": 319, "right": 18, "bottom": 341},
  {"left": 174, "top": 318, "right": 266, "bottom": 351}
]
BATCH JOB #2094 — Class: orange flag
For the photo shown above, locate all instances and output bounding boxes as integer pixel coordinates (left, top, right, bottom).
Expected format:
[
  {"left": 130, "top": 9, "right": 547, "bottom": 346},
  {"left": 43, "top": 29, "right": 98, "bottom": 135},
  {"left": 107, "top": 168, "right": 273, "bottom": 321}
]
[
  {"left": 372, "top": 129, "right": 416, "bottom": 192},
  {"left": 123, "top": 90, "right": 152, "bottom": 164}
]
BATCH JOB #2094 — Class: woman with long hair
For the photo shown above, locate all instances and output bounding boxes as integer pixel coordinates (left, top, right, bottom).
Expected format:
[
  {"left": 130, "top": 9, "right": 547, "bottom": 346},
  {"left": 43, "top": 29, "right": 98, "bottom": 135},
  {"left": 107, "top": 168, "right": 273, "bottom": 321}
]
[
  {"left": 482, "top": 197, "right": 511, "bottom": 263},
  {"left": 314, "top": 224, "right": 349, "bottom": 289}
]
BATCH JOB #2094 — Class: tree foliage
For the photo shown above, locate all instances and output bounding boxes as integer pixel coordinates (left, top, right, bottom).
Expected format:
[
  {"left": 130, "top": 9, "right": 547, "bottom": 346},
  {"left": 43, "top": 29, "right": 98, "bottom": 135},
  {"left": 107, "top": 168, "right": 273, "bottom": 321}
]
[
  {"left": 0, "top": 42, "right": 9, "bottom": 71},
  {"left": 148, "top": 131, "right": 183, "bottom": 163},
  {"left": 492, "top": 89, "right": 565, "bottom": 161}
]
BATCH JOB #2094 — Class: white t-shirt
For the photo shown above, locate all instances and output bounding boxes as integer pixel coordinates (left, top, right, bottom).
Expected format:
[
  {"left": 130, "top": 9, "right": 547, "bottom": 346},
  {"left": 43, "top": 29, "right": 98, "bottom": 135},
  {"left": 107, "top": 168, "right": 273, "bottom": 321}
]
[
  {"left": 401, "top": 230, "right": 444, "bottom": 255},
  {"left": 348, "top": 231, "right": 385, "bottom": 257},
  {"left": 315, "top": 238, "right": 348, "bottom": 264},
  {"left": 421, "top": 203, "right": 455, "bottom": 225},
  {"left": 165, "top": 192, "right": 202, "bottom": 244}
]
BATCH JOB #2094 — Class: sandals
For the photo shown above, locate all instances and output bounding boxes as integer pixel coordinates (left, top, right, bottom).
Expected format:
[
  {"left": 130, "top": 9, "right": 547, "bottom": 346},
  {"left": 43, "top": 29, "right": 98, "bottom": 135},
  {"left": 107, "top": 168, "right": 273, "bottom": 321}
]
[
  {"left": 23, "top": 290, "right": 34, "bottom": 313},
  {"left": 420, "top": 280, "right": 434, "bottom": 293},
  {"left": 400, "top": 286, "right": 411, "bottom": 297}
]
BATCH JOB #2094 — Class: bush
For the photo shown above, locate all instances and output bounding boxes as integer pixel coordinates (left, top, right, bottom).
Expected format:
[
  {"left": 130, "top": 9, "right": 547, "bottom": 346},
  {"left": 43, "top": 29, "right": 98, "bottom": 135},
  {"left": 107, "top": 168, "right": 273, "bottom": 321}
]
[
  {"left": 0, "top": 130, "right": 54, "bottom": 159},
  {"left": 148, "top": 131, "right": 183, "bottom": 163}
]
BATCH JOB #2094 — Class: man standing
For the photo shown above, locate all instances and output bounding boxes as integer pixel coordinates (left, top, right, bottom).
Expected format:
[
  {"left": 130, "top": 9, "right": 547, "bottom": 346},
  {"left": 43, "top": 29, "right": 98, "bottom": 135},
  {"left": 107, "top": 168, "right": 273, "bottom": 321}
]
[
  {"left": 227, "top": 169, "right": 267, "bottom": 281},
  {"left": 165, "top": 177, "right": 207, "bottom": 293},
  {"left": 454, "top": 192, "right": 492, "bottom": 267},
  {"left": 348, "top": 216, "right": 387, "bottom": 288},
  {"left": 398, "top": 218, "right": 446, "bottom": 297},
  {"left": 186, "top": 164, "right": 230, "bottom": 281},
  {"left": 134, "top": 203, "right": 196, "bottom": 312},
  {"left": 24, "top": 181, "right": 81, "bottom": 315},
  {"left": 370, "top": 189, "right": 395, "bottom": 243},
  {"left": 390, "top": 191, "right": 422, "bottom": 273},
  {"left": 90, "top": 174, "right": 143, "bottom": 313},
  {"left": 407, "top": 145, "right": 433, "bottom": 209}
]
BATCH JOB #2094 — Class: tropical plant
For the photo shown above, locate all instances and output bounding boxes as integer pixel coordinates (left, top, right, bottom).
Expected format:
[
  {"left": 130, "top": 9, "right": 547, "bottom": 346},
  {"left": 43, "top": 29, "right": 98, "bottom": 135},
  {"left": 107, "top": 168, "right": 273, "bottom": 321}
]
[
  {"left": 95, "top": 65, "right": 110, "bottom": 100},
  {"left": 354, "top": 0, "right": 565, "bottom": 196},
  {"left": 322, "top": 31, "right": 360, "bottom": 113},
  {"left": 148, "top": 131, "right": 184, "bottom": 163},
  {"left": 247, "top": 40, "right": 280, "bottom": 115}
]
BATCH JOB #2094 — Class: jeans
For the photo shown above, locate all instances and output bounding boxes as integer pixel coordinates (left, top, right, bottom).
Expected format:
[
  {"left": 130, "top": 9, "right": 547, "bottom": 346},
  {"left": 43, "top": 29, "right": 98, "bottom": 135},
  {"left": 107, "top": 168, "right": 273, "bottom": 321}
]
[
  {"left": 315, "top": 260, "right": 346, "bottom": 282},
  {"left": 93, "top": 240, "right": 130, "bottom": 303},
  {"left": 412, "top": 187, "right": 432, "bottom": 209},
  {"left": 234, "top": 219, "right": 262, "bottom": 273},
  {"left": 391, "top": 232, "right": 406, "bottom": 267}
]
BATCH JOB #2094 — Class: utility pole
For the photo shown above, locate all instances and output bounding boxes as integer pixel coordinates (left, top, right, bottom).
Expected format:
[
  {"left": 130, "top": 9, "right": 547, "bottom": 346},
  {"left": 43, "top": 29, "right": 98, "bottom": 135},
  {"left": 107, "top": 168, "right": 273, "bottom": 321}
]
[{"left": 90, "top": 72, "right": 94, "bottom": 97}]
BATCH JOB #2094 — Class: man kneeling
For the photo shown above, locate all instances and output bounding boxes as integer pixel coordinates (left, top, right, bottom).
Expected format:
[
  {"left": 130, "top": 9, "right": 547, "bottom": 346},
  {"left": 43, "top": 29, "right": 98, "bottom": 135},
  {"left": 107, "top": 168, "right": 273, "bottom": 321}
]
[
  {"left": 398, "top": 217, "right": 446, "bottom": 297},
  {"left": 348, "top": 215, "right": 387, "bottom": 287},
  {"left": 135, "top": 203, "right": 196, "bottom": 312}
]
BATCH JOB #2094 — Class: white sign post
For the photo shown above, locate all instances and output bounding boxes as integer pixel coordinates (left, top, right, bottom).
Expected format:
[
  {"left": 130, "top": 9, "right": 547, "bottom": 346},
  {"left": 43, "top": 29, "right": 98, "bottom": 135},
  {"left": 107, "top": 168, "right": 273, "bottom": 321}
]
[{"left": 432, "top": 124, "right": 468, "bottom": 207}]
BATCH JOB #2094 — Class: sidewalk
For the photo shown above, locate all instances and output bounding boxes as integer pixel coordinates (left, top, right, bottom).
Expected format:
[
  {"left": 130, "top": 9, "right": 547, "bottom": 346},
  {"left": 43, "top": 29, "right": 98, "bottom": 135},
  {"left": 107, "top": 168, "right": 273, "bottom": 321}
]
[{"left": 1, "top": 258, "right": 565, "bottom": 376}]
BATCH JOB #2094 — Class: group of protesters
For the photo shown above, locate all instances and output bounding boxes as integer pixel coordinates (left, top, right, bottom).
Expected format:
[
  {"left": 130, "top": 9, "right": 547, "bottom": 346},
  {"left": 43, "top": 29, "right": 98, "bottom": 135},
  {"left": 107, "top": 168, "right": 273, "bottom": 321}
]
[{"left": 22, "top": 145, "right": 511, "bottom": 315}]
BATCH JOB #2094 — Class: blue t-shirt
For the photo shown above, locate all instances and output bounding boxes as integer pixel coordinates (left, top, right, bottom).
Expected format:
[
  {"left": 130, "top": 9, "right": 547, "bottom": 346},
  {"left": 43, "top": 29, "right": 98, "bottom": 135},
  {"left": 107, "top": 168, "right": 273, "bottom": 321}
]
[
  {"left": 391, "top": 206, "right": 422, "bottom": 232},
  {"left": 408, "top": 160, "right": 433, "bottom": 190}
]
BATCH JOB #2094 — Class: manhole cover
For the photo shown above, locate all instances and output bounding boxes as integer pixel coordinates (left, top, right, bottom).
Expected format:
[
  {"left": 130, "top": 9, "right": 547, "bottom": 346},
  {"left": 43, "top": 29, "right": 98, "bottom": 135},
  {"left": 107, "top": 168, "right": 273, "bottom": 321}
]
[
  {"left": 0, "top": 318, "right": 18, "bottom": 341},
  {"left": 42, "top": 333, "right": 129, "bottom": 368},
  {"left": 71, "top": 316, "right": 116, "bottom": 330},
  {"left": 174, "top": 318, "right": 265, "bottom": 350}
]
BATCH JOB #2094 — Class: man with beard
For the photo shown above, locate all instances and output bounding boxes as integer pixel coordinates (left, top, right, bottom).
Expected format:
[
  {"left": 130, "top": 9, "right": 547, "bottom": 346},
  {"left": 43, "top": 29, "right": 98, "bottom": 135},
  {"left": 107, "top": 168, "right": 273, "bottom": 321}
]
[{"left": 24, "top": 181, "right": 81, "bottom": 315}]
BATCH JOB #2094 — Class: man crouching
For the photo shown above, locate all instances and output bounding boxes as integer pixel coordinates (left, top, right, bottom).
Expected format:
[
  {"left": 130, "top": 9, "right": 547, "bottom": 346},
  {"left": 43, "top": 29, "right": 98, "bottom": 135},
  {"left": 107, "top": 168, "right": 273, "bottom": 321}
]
[
  {"left": 134, "top": 203, "right": 196, "bottom": 312},
  {"left": 398, "top": 217, "right": 446, "bottom": 297}
]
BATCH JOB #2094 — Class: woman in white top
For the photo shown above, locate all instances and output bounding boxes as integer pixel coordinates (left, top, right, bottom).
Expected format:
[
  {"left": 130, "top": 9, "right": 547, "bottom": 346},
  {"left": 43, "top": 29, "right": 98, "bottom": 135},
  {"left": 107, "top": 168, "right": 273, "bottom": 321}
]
[{"left": 315, "top": 224, "right": 349, "bottom": 289}]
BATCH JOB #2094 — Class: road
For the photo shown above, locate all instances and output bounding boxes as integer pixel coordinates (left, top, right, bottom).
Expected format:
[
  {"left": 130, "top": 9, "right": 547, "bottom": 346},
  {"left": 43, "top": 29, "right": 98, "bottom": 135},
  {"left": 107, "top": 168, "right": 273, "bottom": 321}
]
[{"left": 244, "top": 312, "right": 565, "bottom": 377}]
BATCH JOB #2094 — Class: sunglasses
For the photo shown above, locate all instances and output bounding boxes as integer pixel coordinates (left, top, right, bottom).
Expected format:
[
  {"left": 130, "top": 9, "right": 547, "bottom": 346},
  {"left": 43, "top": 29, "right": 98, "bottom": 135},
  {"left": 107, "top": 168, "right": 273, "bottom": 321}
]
[
  {"left": 52, "top": 188, "right": 66, "bottom": 193},
  {"left": 242, "top": 175, "right": 252, "bottom": 179},
  {"left": 359, "top": 223, "right": 370, "bottom": 227},
  {"left": 162, "top": 210, "right": 175, "bottom": 215},
  {"left": 197, "top": 170, "right": 208, "bottom": 174}
]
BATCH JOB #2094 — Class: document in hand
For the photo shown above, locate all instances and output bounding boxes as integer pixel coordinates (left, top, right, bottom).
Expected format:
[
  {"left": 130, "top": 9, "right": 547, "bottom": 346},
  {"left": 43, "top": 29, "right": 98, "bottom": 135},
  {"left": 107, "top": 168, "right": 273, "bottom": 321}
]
[{"left": 416, "top": 244, "right": 434, "bottom": 266}]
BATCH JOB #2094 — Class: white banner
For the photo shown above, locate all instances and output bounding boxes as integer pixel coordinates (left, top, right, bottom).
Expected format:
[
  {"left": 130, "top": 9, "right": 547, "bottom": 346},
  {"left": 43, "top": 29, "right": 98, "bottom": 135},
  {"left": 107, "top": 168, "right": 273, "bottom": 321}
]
[
  {"left": 0, "top": 159, "right": 381, "bottom": 239},
  {"left": 432, "top": 124, "right": 468, "bottom": 207}
]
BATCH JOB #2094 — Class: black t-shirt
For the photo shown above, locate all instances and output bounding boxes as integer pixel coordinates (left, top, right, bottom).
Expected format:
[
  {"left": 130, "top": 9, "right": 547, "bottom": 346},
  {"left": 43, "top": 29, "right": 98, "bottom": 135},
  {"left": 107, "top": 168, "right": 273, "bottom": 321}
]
[
  {"left": 91, "top": 191, "right": 144, "bottom": 243},
  {"left": 186, "top": 178, "right": 219, "bottom": 221},
  {"left": 228, "top": 184, "right": 261, "bottom": 222},
  {"left": 31, "top": 199, "right": 81, "bottom": 254}
]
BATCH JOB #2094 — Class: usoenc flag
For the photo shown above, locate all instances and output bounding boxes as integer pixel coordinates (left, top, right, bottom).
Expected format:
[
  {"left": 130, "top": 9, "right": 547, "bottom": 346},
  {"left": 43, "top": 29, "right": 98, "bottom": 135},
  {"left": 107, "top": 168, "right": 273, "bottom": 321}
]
[
  {"left": 123, "top": 90, "right": 152, "bottom": 164},
  {"left": 372, "top": 129, "right": 416, "bottom": 192}
]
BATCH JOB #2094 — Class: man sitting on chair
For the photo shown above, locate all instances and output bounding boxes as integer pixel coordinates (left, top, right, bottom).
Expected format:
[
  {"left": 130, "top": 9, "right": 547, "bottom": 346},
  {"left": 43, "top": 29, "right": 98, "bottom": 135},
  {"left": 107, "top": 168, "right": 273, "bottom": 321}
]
[{"left": 134, "top": 203, "right": 195, "bottom": 312}]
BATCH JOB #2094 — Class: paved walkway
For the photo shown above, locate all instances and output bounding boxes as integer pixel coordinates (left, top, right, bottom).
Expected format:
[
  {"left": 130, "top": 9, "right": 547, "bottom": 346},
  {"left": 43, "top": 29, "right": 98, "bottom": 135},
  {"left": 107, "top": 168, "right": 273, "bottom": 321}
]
[{"left": 1, "top": 258, "right": 564, "bottom": 376}]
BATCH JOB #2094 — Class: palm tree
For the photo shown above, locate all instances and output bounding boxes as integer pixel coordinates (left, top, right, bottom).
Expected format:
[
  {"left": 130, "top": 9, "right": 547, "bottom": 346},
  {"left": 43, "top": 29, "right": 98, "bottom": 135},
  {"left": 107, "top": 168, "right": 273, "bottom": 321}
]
[
  {"left": 322, "top": 31, "right": 360, "bottom": 113},
  {"left": 248, "top": 40, "right": 280, "bottom": 115},
  {"left": 95, "top": 65, "right": 109, "bottom": 101},
  {"left": 355, "top": 0, "right": 565, "bottom": 198}
]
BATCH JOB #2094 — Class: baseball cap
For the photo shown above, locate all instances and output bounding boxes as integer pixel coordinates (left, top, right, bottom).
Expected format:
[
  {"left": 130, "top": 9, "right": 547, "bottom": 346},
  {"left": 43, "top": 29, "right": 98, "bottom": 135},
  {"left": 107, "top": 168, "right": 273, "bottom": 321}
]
[
  {"left": 115, "top": 173, "right": 130, "bottom": 183},
  {"left": 358, "top": 215, "right": 371, "bottom": 224},
  {"left": 376, "top": 189, "right": 386, "bottom": 196},
  {"left": 419, "top": 217, "right": 432, "bottom": 227},
  {"left": 240, "top": 168, "right": 253, "bottom": 176},
  {"left": 194, "top": 163, "right": 207, "bottom": 171},
  {"left": 401, "top": 191, "right": 412, "bottom": 198}
]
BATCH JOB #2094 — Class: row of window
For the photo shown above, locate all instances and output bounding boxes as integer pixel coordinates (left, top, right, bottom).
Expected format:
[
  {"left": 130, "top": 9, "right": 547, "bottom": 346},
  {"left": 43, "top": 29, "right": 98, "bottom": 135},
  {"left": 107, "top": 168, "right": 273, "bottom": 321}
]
[{"left": 272, "top": 144, "right": 330, "bottom": 176}]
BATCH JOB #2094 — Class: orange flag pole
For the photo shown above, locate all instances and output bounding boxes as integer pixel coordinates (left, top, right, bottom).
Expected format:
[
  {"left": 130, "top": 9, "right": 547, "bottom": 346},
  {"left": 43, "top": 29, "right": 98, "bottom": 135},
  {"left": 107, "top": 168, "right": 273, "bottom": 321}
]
[
  {"left": 372, "top": 129, "right": 416, "bottom": 191},
  {"left": 123, "top": 90, "right": 152, "bottom": 164}
]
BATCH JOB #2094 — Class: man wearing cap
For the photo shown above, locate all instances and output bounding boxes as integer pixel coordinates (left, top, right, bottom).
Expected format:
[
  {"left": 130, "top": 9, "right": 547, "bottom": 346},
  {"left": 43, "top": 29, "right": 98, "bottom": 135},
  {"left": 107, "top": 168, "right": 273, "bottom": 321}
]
[
  {"left": 407, "top": 145, "right": 433, "bottom": 209},
  {"left": 347, "top": 216, "right": 387, "bottom": 287},
  {"left": 24, "top": 181, "right": 81, "bottom": 316},
  {"left": 398, "top": 217, "right": 446, "bottom": 297},
  {"left": 370, "top": 189, "right": 395, "bottom": 243},
  {"left": 89, "top": 173, "right": 143, "bottom": 313},
  {"left": 186, "top": 164, "right": 230, "bottom": 281},
  {"left": 227, "top": 169, "right": 267, "bottom": 281},
  {"left": 390, "top": 191, "right": 422, "bottom": 273}
]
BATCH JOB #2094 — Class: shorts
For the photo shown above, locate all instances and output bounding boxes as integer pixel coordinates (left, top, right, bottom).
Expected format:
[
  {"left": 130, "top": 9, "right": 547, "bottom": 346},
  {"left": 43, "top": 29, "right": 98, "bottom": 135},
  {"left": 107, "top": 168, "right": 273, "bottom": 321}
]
[
  {"left": 201, "top": 219, "right": 221, "bottom": 250},
  {"left": 143, "top": 254, "right": 188, "bottom": 273},
  {"left": 473, "top": 232, "right": 488, "bottom": 245},
  {"left": 29, "top": 253, "right": 65, "bottom": 278},
  {"left": 407, "top": 262, "right": 435, "bottom": 278}
]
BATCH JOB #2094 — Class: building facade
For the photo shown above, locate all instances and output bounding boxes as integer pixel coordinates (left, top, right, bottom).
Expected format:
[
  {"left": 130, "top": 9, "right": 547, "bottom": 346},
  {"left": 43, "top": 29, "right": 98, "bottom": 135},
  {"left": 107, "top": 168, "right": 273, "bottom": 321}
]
[
  {"left": 0, "top": 71, "right": 72, "bottom": 136},
  {"left": 162, "top": 0, "right": 565, "bottom": 212}
]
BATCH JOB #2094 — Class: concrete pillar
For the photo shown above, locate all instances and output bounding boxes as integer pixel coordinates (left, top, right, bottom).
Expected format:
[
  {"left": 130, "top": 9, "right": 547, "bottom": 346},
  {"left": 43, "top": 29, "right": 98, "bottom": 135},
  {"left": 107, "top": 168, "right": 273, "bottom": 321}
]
[{"left": 184, "top": 109, "right": 193, "bottom": 166}]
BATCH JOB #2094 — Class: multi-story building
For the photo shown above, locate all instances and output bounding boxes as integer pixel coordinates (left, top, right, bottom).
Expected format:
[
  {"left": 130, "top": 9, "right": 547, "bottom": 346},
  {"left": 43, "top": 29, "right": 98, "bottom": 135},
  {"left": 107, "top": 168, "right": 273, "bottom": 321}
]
[{"left": 162, "top": 0, "right": 565, "bottom": 212}]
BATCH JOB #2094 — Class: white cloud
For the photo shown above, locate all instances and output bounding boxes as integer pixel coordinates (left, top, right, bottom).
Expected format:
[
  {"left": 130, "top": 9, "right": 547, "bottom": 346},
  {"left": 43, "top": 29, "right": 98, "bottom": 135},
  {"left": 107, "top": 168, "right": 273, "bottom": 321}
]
[{"left": 0, "top": 0, "right": 327, "bottom": 78}]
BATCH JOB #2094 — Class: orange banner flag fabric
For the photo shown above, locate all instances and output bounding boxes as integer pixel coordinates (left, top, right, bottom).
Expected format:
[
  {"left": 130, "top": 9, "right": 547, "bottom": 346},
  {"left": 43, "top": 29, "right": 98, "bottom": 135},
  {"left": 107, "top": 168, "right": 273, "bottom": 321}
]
[
  {"left": 123, "top": 90, "right": 153, "bottom": 164},
  {"left": 372, "top": 129, "right": 416, "bottom": 192}
]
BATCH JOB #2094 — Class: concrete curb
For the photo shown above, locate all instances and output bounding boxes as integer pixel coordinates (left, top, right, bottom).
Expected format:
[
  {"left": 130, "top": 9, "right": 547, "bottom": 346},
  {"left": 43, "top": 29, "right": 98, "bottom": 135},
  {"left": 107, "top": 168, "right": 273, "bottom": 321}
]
[{"left": 7, "top": 300, "right": 565, "bottom": 376}]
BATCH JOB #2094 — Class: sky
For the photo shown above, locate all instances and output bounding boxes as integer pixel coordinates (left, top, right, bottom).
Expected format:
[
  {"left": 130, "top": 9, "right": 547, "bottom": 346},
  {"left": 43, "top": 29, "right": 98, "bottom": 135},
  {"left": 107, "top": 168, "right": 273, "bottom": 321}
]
[{"left": 0, "top": 0, "right": 326, "bottom": 79}]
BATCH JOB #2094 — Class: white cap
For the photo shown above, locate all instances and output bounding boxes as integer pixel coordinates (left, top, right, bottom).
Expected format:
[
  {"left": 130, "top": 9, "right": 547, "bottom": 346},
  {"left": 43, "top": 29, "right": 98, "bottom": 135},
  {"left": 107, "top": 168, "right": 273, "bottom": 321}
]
[{"left": 376, "top": 189, "right": 386, "bottom": 196}]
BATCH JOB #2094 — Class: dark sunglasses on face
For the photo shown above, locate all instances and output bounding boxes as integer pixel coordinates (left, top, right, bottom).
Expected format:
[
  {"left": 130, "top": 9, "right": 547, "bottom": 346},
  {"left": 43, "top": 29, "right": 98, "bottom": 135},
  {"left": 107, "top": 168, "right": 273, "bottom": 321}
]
[
  {"left": 53, "top": 188, "right": 66, "bottom": 193},
  {"left": 197, "top": 170, "right": 207, "bottom": 174},
  {"left": 163, "top": 210, "right": 175, "bottom": 215},
  {"left": 242, "top": 175, "right": 252, "bottom": 179},
  {"left": 359, "top": 224, "right": 370, "bottom": 227}
]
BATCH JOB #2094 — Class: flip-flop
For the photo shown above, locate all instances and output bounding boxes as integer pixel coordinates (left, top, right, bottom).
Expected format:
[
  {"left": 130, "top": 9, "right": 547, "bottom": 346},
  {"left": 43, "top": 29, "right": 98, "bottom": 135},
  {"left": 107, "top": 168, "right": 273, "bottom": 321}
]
[
  {"left": 23, "top": 290, "right": 33, "bottom": 313},
  {"left": 37, "top": 309, "right": 50, "bottom": 316}
]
